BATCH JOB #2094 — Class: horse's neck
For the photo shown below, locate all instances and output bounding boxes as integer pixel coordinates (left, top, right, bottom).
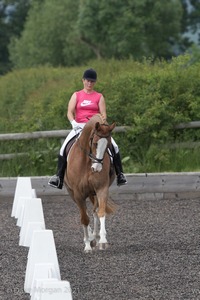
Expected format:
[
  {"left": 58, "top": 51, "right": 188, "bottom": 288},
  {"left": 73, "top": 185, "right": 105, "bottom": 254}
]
[
  {"left": 79, "top": 125, "right": 93, "bottom": 148},
  {"left": 96, "top": 113, "right": 106, "bottom": 124},
  {"left": 79, "top": 114, "right": 107, "bottom": 147}
]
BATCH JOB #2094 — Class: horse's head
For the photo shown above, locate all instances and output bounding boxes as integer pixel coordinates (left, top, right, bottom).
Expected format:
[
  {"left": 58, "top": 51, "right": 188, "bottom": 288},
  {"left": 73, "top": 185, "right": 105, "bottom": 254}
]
[
  {"left": 94, "top": 121, "right": 115, "bottom": 139},
  {"left": 90, "top": 121, "right": 115, "bottom": 172}
]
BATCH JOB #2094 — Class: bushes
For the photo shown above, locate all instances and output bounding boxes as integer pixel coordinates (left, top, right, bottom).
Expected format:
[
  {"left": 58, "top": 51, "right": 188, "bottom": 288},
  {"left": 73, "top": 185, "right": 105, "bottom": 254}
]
[{"left": 1, "top": 54, "right": 200, "bottom": 176}]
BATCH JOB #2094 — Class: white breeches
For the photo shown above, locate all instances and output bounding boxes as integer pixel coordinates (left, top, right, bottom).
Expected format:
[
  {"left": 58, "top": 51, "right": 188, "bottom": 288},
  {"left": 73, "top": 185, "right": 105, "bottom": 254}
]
[{"left": 59, "top": 123, "right": 119, "bottom": 156}]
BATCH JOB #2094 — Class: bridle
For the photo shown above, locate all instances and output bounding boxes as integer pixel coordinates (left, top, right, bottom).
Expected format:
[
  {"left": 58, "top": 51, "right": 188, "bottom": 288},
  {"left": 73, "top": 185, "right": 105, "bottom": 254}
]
[{"left": 77, "top": 124, "right": 112, "bottom": 164}]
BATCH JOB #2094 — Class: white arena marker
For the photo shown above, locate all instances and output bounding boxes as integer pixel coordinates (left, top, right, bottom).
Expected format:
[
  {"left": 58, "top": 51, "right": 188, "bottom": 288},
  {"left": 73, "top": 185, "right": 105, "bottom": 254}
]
[
  {"left": 19, "top": 197, "right": 45, "bottom": 245},
  {"left": 31, "top": 278, "right": 60, "bottom": 300},
  {"left": 11, "top": 177, "right": 32, "bottom": 218},
  {"left": 16, "top": 197, "right": 31, "bottom": 227},
  {"left": 32, "top": 189, "right": 37, "bottom": 198},
  {"left": 17, "top": 189, "right": 37, "bottom": 226},
  {"left": 24, "top": 230, "right": 61, "bottom": 293},
  {"left": 31, "top": 279, "right": 73, "bottom": 300},
  {"left": 20, "top": 221, "right": 45, "bottom": 247},
  {"left": 30, "top": 263, "right": 59, "bottom": 296}
]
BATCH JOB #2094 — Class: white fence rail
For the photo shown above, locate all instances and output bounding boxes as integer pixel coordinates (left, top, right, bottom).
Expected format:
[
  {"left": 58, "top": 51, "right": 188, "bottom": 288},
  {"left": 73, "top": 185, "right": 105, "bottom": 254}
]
[
  {"left": 1, "top": 121, "right": 200, "bottom": 141},
  {"left": 0, "top": 127, "right": 128, "bottom": 160},
  {"left": 0, "top": 126, "right": 128, "bottom": 141}
]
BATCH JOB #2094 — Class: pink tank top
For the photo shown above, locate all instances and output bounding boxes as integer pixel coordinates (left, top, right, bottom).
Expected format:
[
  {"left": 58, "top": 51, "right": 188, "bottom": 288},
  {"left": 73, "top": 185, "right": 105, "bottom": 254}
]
[{"left": 75, "top": 90, "right": 102, "bottom": 123}]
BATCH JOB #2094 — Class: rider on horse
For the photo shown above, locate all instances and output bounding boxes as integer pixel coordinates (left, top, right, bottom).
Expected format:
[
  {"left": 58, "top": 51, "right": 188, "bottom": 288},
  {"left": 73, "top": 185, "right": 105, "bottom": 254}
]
[{"left": 48, "top": 68, "right": 127, "bottom": 189}]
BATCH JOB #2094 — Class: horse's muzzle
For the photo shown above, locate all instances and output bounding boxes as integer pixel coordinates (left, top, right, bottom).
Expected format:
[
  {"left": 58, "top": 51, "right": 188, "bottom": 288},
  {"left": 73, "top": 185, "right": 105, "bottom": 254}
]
[{"left": 91, "top": 162, "right": 103, "bottom": 172}]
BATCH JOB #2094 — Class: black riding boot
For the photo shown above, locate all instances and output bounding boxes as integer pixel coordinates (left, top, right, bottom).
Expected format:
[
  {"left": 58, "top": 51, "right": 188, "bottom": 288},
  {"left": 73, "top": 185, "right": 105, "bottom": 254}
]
[
  {"left": 48, "top": 155, "right": 66, "bottom": 189},
  {"left": 113, "top": 152, "right": 127, "bottom": 186}
]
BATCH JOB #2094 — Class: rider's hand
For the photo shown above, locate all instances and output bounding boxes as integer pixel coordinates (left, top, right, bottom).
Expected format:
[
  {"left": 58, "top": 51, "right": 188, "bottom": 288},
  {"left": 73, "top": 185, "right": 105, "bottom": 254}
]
[{"left": 71, "top": 120, "right": 81, "bottom": 131}]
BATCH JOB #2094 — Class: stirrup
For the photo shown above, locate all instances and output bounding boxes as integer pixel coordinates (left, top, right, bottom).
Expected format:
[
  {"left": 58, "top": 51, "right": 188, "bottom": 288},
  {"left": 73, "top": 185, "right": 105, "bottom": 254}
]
[
  {"left": 117, "top": 173, "right": 127, "bottom": 186},
  {"left": 48, "top": 175, "right": 63, "bottom": 189}
]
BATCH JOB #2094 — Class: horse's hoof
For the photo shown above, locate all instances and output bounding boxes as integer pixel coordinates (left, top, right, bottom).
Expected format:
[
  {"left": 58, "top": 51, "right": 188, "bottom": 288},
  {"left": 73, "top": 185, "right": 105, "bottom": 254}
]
[
  {"left": 84, "top": 244, "right": 93, "bottom": 252},
  {"left": 98, "top": 243, "right": 109, "bottom": 250},
  {"left": 84, "top": 249, "right": 93, "bottom": 253},
  {"left": 90, "top": 239, "right": 97, "bottom": 248}
]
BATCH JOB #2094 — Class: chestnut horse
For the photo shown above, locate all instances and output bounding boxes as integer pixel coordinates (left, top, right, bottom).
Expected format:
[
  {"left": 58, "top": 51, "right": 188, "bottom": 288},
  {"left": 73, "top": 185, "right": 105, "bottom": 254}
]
[{"left": 64, "top": 114, "right": 116, "bottom": 251}]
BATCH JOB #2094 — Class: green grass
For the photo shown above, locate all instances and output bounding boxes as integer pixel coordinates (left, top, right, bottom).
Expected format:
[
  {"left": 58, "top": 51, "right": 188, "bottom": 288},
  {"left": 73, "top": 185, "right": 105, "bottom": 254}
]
[{"left": 123, "top": 147, "right": 200, "bottom": 174}]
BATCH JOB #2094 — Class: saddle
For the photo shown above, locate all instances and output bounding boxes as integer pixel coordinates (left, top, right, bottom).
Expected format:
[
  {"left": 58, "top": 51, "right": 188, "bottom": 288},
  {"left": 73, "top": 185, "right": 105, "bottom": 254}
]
[{"left": 65, "top": 134, "right": 79, "bottom": 158}]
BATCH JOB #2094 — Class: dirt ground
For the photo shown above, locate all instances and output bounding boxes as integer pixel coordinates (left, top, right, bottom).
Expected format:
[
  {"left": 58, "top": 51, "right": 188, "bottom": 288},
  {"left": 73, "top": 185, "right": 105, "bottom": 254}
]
[{"left": 1, "top": 191, "right": 200, "bottom": 300}]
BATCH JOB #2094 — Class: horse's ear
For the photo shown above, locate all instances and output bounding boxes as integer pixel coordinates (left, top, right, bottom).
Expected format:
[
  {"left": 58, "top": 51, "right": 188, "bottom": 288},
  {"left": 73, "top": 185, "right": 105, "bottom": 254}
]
[
  {"left": 95, "top": 122, "right": 100, "bottom": 130},
  {"left": 110, "top": 122, "right": 116, "bottom": 131}
]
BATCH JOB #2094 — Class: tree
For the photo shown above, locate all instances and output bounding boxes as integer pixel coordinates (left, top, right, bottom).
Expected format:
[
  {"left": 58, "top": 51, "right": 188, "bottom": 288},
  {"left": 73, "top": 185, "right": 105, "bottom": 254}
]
[
  {"left": 7, "top": 0, "right": 200, "bottom": 70},
  {"left": 2, "top": 0, "right": 200, "bottom": 72},
  {"left": 9, "top": 0, "right": 93, "bottom": 68},
  {"left": 188, "top": 0, "right": 200, "bottom": 35},
  {"left": 0, "top": 1, "right": 10, "bottom": 74},
  {"left": 178, "top": 0, "right": 200, "bottom": 53},
  {"left": 77, "top": 0, "right": 183, "bottom": 60},
  {"left": 0, "top": 0, "right": 31, "bottom": 74}
]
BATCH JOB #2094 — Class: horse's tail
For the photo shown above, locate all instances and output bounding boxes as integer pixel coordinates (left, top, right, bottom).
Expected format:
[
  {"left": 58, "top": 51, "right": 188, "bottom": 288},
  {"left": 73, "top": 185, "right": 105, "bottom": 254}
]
[
  {"left": 89, "top": 194, "right": 117, "bottom": 214},
  {"left": 106, "top": 196, "right": 118, "bottom": 214}
]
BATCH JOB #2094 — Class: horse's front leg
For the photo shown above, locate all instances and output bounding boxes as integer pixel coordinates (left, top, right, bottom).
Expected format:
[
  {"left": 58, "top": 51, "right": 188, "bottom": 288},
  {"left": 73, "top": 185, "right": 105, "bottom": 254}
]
[
  {"left": 75, "top": 198, "right": 93, "bottom": 252},
  {"left": 97, "top": 192, "right": 109, "bottom": 250},
  {"left": 88, "top": 211, "right": 100, "bottom": 249},
  {"left": 99, "top": 215, "right": 108, "bottom": 249},
  {"left": 81, "top": 202, "right": 98, "bottom": 252}
]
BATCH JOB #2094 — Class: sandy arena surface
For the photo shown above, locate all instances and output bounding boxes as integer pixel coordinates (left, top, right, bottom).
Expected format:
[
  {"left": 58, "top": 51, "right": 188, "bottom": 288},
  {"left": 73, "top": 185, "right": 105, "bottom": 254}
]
[{"left": 1, "top": 191, "right": 200, "bottom": 300}]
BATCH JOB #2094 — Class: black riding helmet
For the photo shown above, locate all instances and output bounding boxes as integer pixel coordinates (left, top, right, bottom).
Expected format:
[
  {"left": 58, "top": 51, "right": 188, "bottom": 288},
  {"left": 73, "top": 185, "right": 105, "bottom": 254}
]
[{"left": 83, "top": 68, "right": 97, "bottom": 82}]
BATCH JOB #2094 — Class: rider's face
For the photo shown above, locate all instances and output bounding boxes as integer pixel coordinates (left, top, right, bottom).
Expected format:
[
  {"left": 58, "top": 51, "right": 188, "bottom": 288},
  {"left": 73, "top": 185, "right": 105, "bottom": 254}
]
[{"left": 82, "top": 79, "right": 96, "bottom": 91}]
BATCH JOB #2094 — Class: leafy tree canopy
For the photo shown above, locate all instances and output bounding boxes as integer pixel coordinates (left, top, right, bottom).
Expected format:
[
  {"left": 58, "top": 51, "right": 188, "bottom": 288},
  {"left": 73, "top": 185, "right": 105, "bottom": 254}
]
[
  {"left": 9, "top": 0, "right": 95, "bottom": 68},
  {"left": 0, "top": 0, "right": 31, "bottom": 73},
  {"left": 77, "top": 0, "right": 183, "bottom": 60},
  {"left": 0, "top": 0, "right": 199, "bottom": 71}
]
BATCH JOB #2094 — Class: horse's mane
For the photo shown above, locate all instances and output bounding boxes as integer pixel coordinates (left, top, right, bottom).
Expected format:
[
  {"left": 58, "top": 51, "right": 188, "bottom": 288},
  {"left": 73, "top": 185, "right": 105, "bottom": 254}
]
[
  {"left": 85, "top": 114, "right": 107, "bottom": 129},
  {"left": 79, "top": 114, "right": 110, "bottom": 146}
]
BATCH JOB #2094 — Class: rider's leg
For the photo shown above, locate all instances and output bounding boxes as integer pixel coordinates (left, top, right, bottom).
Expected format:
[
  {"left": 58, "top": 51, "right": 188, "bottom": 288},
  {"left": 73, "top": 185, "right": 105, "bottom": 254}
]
[
  {"left": 48, "top": 154, "right": 66, "bottom": 189},
  {"left": 48, "top": 129, "right": 78, "bottom": 189},
  {"left": 111, "top": 138, "right": 127, "bottom": 186}
]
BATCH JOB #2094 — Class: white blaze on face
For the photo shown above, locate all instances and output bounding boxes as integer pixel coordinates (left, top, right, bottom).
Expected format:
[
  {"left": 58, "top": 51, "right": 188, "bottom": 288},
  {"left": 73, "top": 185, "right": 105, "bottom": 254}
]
[{"left": 91, "top": 138, "right": 108, "bottom": 172}]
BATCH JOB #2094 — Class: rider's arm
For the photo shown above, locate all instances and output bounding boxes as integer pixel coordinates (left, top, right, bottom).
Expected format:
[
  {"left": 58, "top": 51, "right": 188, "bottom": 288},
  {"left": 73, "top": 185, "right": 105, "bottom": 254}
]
[
  {"left": 99, "top": 95, "right": 107, "bottom": 120},
  {"left": 67, "top": 92, "right": 77, "bottom": 122}
]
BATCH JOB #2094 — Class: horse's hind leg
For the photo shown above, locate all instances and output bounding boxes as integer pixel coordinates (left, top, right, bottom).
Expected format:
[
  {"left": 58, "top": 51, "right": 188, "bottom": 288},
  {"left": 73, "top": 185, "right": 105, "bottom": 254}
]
[
  {"left": 93, "top": 211, "right": 99, "bottom": 242},
  {"left": 89, "top": 195, "right": 100, "bottom": 246}
]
